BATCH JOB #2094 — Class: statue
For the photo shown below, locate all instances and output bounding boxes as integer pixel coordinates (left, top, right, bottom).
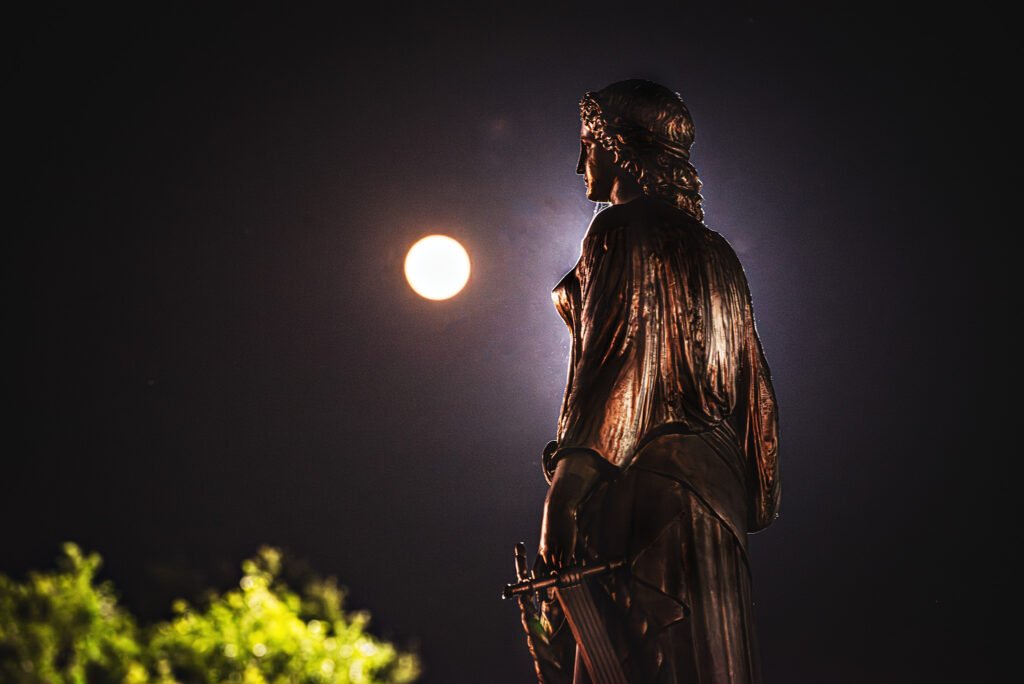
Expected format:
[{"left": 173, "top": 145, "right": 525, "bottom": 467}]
[{"left": 509, "top": 80, "right": 781, "bottom": 683}]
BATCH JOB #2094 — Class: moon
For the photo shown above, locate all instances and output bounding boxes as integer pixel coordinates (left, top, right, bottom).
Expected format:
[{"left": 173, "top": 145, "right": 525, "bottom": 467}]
[{"left": 404, "top": 235, "right": 471, "bottom": 300}]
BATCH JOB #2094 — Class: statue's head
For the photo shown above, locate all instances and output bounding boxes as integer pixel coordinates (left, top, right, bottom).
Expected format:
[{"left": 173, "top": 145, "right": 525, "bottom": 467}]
[{"left": 579, "top": 79, "right": 703, "bottom": 221}]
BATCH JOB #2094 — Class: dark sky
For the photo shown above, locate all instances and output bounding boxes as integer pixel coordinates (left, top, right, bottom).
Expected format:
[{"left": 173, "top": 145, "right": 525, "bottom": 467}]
[{"left": 7, "top": 2, "right": 1008, "bottom": 682}]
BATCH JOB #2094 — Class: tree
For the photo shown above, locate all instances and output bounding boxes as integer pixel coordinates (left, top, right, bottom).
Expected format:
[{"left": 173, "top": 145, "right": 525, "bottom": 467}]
[
  {"left": 0, "top": 543, "right": 146, "bottom": 683},
  {"left": 0, "top": 545, "right": 420, "bottom": 684}
]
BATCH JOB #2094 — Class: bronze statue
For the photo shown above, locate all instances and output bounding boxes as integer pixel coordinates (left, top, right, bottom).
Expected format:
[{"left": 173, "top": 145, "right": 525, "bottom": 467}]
[{"left": 510, "top": 80, "right": 780, "bottom": 683}]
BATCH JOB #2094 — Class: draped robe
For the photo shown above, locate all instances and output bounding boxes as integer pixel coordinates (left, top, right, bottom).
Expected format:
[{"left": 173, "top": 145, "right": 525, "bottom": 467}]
[{"left": 535, "top": 196, "right": 780, "bottom": 683}]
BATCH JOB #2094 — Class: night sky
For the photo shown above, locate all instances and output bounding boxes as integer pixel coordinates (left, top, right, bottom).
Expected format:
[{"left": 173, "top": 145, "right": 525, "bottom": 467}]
[{"left": 7, "top": 3, "right": 1007, "bottom": 682}]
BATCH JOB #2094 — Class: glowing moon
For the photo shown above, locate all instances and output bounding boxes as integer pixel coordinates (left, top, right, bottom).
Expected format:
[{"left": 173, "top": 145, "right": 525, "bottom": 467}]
[{"left": 404, "top": 235, "right": 471, "bottom": 300}]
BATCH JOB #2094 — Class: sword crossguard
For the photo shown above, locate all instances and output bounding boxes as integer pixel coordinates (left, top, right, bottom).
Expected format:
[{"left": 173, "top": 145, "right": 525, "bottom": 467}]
[{"left": 502, "top": 544, "right": 624, "bottom": 600}]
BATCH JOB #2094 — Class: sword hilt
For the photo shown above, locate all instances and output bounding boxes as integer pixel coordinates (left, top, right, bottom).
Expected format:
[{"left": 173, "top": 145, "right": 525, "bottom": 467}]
[
  {"left": 502, "top": 553, "right": 624, "bottom": 600},
  {"left": 514, "top": 541, "right": 531, "bottom": 582}
]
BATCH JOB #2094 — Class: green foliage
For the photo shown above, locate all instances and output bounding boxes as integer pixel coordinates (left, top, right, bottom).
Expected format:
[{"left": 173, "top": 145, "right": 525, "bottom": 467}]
[
  {"left": 0, "top": 545, "right": 420, "bottom": 684},
  {"left": 149, "top": 547, "right": 419, "bottom": 684},
  {"left": 0, "top": 543, "right": 146, "bottom": 683}
]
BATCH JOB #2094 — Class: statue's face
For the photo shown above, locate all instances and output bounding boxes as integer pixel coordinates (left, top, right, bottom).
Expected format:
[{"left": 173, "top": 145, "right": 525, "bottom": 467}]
[{"left": 577, "top": 123, "right": 618, "bottom": 202}]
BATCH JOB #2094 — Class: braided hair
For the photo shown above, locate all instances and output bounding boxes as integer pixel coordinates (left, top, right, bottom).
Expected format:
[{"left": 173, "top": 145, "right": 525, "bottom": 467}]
[{"left": 580, "top": 79, "right": 704, "bottom": 222}]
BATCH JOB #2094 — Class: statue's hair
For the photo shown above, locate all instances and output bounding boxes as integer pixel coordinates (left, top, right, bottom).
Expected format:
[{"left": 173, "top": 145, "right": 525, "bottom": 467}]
[{"left": 580, "top": 79, "right": 704, "bottom": 221}]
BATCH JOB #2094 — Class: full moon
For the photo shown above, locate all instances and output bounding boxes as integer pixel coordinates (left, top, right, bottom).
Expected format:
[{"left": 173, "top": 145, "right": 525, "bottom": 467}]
[{"left": 404, "top": 235, "right": 471, "bottom": 300}]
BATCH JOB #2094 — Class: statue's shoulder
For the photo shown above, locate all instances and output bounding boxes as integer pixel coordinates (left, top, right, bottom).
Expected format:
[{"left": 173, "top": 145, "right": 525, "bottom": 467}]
[{"left": 586, "top": 196, "right": 705, "bottom": 247}]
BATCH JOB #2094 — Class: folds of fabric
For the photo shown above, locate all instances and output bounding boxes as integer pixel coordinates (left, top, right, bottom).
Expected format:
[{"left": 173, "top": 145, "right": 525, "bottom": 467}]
[
  {"left": 549, "top": 430, "right": 761, "bottom": 684},
  {"left": 550, "top": 201, "right": 779, "bottom": 530},
  {"left": 533, "top": 200, "right": 778, "bottom": 682}
]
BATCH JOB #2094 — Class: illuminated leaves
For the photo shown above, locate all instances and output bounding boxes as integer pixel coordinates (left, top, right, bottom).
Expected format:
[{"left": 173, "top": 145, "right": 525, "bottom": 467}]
[
  {"left": 0, "top": 543, "right": 145, "bottom": 683},
  {"left": 0, "top": 545, "right": 420, "bottom": 683}
]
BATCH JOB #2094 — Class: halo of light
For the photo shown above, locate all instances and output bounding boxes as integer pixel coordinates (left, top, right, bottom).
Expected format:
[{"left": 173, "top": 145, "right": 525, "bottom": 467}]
[{"left": 404, "top": 235, "right": 471, "bottom": 300}]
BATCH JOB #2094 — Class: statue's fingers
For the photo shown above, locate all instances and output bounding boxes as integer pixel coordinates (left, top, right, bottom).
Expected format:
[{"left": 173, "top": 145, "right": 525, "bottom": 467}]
[
  {"left": 550, "top": 551, "right": 564, "bottom": 571},
  {"left": 543, "top": 550, "right": 556, "bottom": 570}
]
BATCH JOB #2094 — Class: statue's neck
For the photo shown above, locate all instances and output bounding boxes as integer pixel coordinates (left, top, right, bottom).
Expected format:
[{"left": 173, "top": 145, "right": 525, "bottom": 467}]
[{"left": 609, "top": 177, "right": 643, "bottom": 205}]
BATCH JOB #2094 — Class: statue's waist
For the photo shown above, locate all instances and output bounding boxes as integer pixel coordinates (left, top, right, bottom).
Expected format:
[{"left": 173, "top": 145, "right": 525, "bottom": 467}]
[{"left": 628, "top": 421, "right": 750, "bottom": 544}]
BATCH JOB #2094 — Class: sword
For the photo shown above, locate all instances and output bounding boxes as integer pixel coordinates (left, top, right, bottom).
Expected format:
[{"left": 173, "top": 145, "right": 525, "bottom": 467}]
[{"left": 504, "top": 542, "right": 628, "bottom": 684}]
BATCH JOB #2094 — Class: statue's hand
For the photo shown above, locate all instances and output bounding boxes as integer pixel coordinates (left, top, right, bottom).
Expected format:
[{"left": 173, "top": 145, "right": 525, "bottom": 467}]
[
  {"left": 539, "top": 493, "right": 578, "bottom": 569},
  {"left": 539, "top": 450, "right": 603, "bottom": 569}
]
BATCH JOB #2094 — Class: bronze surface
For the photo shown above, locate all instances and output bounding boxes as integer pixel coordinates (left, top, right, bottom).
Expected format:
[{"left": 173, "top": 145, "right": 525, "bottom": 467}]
[{"left": 518, "top": 79, "right": 780, "bottom": 684}]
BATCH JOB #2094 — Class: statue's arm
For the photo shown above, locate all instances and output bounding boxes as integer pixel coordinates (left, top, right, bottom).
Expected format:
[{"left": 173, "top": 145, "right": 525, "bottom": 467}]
[
  {"left": 552, "top": 214, "right": 643, "bottom": 471},
  {"left": 745, "top": 320, "right": 781, "bottom": 531},
  {"left": 719, "top": 235, "right": 781, "bottom": 531},
  {"left": 539, "top": 450, "right": 608, "bottom": 568},
  {"left": 541, "top": 214, "right": 644, "bottom": 568}
]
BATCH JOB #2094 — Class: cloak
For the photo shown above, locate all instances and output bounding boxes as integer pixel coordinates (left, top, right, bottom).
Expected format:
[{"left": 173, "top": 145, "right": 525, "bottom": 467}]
[
  {"left": 547, "top": 198, "right": 780, "bottom": 532},
  {"left": 533, "top": 198, "right": 781, "bottom": 682}
]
